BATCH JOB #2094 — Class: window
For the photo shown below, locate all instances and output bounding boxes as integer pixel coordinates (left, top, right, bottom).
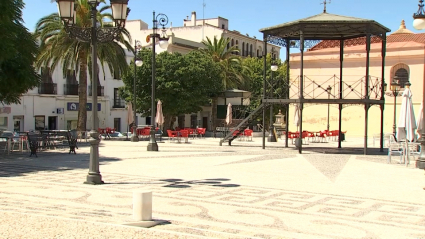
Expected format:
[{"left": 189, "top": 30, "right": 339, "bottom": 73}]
[
  {"left": 0, "top": 117, "right": 7, "bottom": 129},
  {"left": 66, "top": 120, "right": 77, "bottom": 130},
  {"left": 114, "top": 118, "right": 121, "bottom": 132},
  {"left": 391, "top": 63, "right": 410, "bottom": 88},
  {"left": 113, "top": 88, "right": 125, "bottom": 108},
  {"left": 257, "top": 49, "right": 259, "bottom": 57},
  {"left": 113, "top": 70, "right": 120, "bottom": 80},
  {"left": 65, "top": 70, "right": 78, "bottom": 84},
  {"left": 35, "top": 116, "right": 45, "bottom": 131},
  {"left": 242, "top": 42, "right": 245, "bottom": 56},
  {"left": 250, "top": 44, "right": 253, "bottom": 57},
  {"left": 190, "top": 115, "right": 197, "bottom": 128},
  {"left": 41, "top": 67, "right": 53, "bottom": 83},
  {"left": 222, "top": 24, "right": 225, "bottom": 29},
  {"left": 178, "top": 115, "right": 185, "bottom": 129}
]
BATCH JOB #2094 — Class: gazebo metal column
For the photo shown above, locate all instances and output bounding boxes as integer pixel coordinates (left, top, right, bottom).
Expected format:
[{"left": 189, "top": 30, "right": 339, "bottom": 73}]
[
  {"left": 338, "top": 39, "right": 344, "bottom": 148},
  {"left": 364, "top": 32, "right": 372, "bottom": 155},
  {"left": 262, "top": 34, "right": 268, "bottom": 149},
  {"left": 285, "top": 39, "right": 290, "bottom": 148},
  {"left": 380, "top": 34, "right": 387, "bottom": 152},
  {"left": 298, "top": 31, "right": 305, "bottom": 154}
]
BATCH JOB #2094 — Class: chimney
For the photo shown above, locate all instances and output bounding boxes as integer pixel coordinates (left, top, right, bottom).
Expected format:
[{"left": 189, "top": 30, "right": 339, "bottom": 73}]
[{"left": 191, "top": 11, "right": 196, "bottom": 26}]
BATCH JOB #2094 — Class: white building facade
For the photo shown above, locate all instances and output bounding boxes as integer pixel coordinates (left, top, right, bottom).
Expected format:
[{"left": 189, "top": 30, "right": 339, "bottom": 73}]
[{"left": 0, "top": 12, "right": 279, "bottom": 133}]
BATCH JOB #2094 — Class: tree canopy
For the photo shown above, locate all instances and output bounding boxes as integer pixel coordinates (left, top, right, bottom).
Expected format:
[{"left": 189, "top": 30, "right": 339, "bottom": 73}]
[
  {"left": 34, "top": 0, "right": 132, "bottom": 131},
  {"left": 120, "top": 49, "right": 223, "bottom": 130},
  {"left": 0, "top": 0, "right": 40, "bottom": 104}
]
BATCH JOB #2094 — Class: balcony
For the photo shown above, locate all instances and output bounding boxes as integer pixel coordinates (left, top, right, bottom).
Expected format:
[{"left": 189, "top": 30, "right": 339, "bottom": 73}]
[
  {"left": 38, "top": 83, "right": 57, "bottom": 94},
  {"left": 113, "top": 98, "right": 126, "bottom": 108},
  {"left": 88, "top": 85, "right": 104, "bottom": 96},
  {"left": 64, "top": 84, "right": 79, "bottom": 95}
]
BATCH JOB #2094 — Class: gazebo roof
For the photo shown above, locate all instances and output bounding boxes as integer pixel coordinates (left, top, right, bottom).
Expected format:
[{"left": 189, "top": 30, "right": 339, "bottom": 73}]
[{"left": 259, "top": 12, "right": 391, "bottom": 40}]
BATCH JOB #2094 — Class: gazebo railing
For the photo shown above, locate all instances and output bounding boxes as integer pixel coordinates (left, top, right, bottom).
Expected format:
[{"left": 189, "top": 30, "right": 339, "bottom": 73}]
[{"left": 286, "top": 75, "right": 383, "bottom": 100}]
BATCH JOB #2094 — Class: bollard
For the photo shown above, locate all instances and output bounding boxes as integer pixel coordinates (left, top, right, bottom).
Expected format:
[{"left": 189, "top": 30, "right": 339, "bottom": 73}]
[{"left": 133, "top": 191, "right": 152, "bottom": 221}]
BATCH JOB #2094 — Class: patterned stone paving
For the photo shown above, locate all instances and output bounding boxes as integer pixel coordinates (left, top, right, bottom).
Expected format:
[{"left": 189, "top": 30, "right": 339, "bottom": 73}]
[{"left": 0, "top": 139, "right": 424, "bottom": 238}]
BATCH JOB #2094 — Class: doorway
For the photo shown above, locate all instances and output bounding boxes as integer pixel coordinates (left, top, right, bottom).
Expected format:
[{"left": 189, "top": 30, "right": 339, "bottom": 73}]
[
  {"left": 13, "top": 116, "right": 24, "bottom": 132},
  {"left": 203, "top": 117, "right": 208, "bottom": 129},
  {"left": 48, "top": 116, "right": 57, "bottom": 130}
]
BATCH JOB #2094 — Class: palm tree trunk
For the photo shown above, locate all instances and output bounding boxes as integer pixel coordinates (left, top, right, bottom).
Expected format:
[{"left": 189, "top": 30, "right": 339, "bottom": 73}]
[
  {"left": 211, "top": 97, "right": 218, "bottom": 137},
  {"left": 77, "top": 55, "right": 88, "bottom": 132}
]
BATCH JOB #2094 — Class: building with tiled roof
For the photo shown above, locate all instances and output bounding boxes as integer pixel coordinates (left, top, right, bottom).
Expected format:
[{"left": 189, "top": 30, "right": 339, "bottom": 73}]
[{"left": 288, "top": 20, "right": 425, "bottom": 137}]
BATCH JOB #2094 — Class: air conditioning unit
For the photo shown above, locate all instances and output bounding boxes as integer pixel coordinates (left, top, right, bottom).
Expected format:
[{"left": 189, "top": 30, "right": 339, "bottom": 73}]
[{"left": 57, "top": 108, "right": 64, "bottom": 114}]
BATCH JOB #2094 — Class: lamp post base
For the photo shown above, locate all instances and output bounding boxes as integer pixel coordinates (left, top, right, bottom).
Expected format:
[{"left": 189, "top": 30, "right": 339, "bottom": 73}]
[
  {"left": 84, "top": 130, "right": 104, "bottom": 185},
  {"left": 147, "top": 142, "right": 158, "bottom": 151},
  {"left": 131, "top": 135, "right": 139, "bottom": 142},
  {"left": 416, "top": 159, "right": 425, "bottom": 169},
  {"left": 267, "top": 126, "right": 277, "bottom": 142},
  {"left": 84, "top": 173, "right": 104, "bottom": 185}
]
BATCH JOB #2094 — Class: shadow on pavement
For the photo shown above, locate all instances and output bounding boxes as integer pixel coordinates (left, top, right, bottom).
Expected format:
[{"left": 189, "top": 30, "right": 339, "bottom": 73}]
[
  {"left": 159, "top": 178, "right": 240, "bottom": 188},
  {"left": 0, "top": 146, "right": 122, "bottom": 177}
]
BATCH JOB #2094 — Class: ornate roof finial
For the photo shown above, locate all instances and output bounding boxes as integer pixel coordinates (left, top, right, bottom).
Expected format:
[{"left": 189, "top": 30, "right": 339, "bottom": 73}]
[
  {"left": 400, "top": 20, "right": 406, "bottom": 29},
  {"left": 321, "top": 0, "right": 331, "bottom": 13}
]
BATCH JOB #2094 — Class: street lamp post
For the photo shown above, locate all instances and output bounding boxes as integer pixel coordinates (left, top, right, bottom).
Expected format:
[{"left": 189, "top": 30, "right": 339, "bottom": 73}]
[
  {"left": 56, "top": 0, "right": 130, "bottom": 184},
  {"left": 390, "top": 77, "right": 401, "bottom": 135},
  {"left": 131, "top": 40, "right": 143, "bottom": 142},
  {"left": 268, "top": 62, "right": 278, "bottom": 142},
  {"left": 326, "top": 85, "right": 332, "bottom": 132},
  {"left": 413, "top": 0, "right": 425, "bottom": 176},
  {"left": 147, "top": 12, "right": 169, "bottom": 151}
]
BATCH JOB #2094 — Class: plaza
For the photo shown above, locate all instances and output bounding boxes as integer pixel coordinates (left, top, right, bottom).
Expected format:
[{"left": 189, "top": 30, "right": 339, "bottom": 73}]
[{"left": 1, "top": 137, "right": 424, "bottom": 238}]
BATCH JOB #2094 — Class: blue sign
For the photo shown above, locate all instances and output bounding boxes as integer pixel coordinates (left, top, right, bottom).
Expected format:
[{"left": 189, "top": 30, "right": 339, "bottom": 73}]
[{"left": 67, "top": 102, "right": 101, "bottom": 111}]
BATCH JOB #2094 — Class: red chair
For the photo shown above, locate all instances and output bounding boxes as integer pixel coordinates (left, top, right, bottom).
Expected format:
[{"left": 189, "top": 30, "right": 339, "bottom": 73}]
[
  {"left": 166, "top": 130, "right": 177, "bottom": 141},
  {"left": 139, "top": 128, "right": 150, "bottom": 139},
  {"left": 316, "top": 130, "right": 328, "bottom": 142},
  {"left": 287, "top": 131, "right": 298, "bottom": 144},
  {"left": 196, "top": 128, "right": 206, "bottom": 138},
  {"left": 179, "top": 130, "right": 189, "bottom": 143},
  {"left": 244, "top": 129, "right": 253, "bottom": 141}
]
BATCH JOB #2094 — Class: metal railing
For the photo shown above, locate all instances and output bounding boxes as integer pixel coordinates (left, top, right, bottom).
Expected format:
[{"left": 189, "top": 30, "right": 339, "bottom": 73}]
[
  {"left": 38, "top": 83, "right": 57, "bottom": 95},
  {"left": 64, "top": 84, "right": 79, "bottom": 95},
  {"left": 88, "top": 85, "right": 104, "bottom": 96}
]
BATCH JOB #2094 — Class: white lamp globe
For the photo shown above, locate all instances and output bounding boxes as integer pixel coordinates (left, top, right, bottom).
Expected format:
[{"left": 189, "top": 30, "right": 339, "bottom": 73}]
[
  {"left": 271, "top": 65, "right": 278, "bottom": 71},
  {"left": 135, "top": 60, "right": 143, "bottom": 67},
  {"left": 413, "top": 18, "right": 425, "bottom": 30},
  {"left": 159, "top": 39, "right": 169, "bottom": 49}
]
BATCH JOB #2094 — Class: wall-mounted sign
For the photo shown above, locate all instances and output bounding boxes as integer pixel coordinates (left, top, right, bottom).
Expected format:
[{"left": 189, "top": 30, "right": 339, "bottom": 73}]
[
  {"left": 67, "top": 102, "right": 101, "bottom": 111},
  {"left": 57, "top": 108, "right": 64, "bottom": 114},
  {"left": 0, "top": 107, "right": 11, "bottom": 114}
]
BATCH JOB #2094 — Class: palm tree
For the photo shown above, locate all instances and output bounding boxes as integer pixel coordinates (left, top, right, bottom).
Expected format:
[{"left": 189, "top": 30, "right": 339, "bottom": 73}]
[
  {"left": 34, "top": 0, "right": 132, "bottom": 131},
  {"left": 201, "top": 36, "right": 248, "bottom": 133}
]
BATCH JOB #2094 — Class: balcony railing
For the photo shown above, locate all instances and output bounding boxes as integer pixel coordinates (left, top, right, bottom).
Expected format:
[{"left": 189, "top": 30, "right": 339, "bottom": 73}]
[
  {"left": 88, "top": 85, "right": 104, "bottom": 96},
  {"left": 113, "top": 98, "right": 126, "bottom": 108},
  {"left": 38, "top": 83, "right": 57, "bottom": 94},
  {"left": 64, "top": 84, "right": 79, "bottom": 95}
]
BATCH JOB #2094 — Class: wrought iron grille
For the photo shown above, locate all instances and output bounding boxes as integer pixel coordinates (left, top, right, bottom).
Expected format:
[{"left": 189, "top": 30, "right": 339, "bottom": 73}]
[
  {"left": 38, "top": 83, "right": 57, "bottom": 95},
  {"left": 64, "top": 84, "right": 79, "bottom": 95},
  {"left": 88, "top": 85, "right": 104, "bottom": 96},
  {"left": 286, "top": 75, "right": 383, "bottom": 100}
]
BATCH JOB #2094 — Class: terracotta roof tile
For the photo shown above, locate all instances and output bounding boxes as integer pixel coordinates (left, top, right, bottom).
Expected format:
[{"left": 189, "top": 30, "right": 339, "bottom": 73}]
[{"left": 308, "top": 33, "right": 425, "bottom": 51}]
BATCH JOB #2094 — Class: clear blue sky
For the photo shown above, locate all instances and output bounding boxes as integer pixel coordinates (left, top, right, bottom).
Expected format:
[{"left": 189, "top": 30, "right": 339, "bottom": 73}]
[{"left": 23, "top": 0, "right": 422, "bottom": 41}]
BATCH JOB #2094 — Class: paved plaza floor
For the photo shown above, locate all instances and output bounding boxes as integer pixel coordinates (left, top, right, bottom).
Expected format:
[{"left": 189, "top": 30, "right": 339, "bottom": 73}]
[{"left": 0, "top": 136, "right": 425, "bottom": 238}]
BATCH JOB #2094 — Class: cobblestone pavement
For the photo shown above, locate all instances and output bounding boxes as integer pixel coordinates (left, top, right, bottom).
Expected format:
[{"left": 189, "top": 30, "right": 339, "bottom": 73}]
[{"left": 0, "top": 137, "right": 425, "bottom": 238}]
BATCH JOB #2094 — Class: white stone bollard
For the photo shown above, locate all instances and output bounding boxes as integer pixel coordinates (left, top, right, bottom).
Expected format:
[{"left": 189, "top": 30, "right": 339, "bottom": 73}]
[{"left": 133, "top": 191, "right": 152, "bottom": 221}]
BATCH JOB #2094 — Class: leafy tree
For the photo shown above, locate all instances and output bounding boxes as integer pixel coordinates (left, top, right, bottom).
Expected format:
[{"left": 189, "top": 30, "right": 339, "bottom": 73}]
[
  {"left": 242, "top": 53, "right": 288, "bottom": 126},
  {"left": 201, "top": 36, "right": 249, "bottom": 133},
  {"left": 120, "top": 49, "right": 222, "bottom": 131},
  {"left": 34, "top": 0, "right": 131, "bottom": 131},
  {"left": 0, "top": 0, "right": 40, "bottom": 104}
]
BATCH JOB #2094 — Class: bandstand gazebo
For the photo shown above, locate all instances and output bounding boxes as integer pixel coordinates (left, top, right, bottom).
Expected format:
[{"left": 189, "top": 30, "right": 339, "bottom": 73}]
[{"left": 219, "top": 9, "right": 391, "bottom": 155}]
